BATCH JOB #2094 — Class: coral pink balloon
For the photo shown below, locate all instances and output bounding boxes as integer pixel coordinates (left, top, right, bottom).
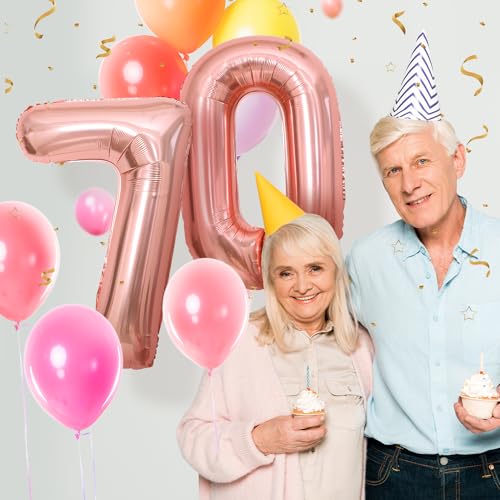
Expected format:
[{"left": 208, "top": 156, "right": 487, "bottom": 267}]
[
  {"left": 0, "top": 201, "right": 59, "bottom": 323},
  {"left": 163, "top": 258, "right": 249, "bottom": 372},
  {"left": 99, "top": 35, "right": 188, "bottom": 99},
  {"left": 75, "top": 187, "right": 115, "bottom": 236},
  {"left": 24, "top": 304, "right": 122, "bottom": 432},
  {"left": 321, "top": 0, "right": 343, "bottom": 18}
]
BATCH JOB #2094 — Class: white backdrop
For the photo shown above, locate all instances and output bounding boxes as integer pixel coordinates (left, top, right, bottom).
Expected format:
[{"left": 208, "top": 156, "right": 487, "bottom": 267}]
[{"left": 1, "top": 1, "right": 499, "bottom": 498}]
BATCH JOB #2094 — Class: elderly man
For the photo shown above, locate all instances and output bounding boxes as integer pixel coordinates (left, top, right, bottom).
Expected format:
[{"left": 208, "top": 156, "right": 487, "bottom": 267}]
[{"left": 346, "top": 31, "right": 500, "bottom": 499}]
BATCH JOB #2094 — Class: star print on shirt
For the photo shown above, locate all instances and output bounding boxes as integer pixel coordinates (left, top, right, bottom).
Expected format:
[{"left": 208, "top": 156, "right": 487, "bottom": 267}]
[
  {"left": 391, "top": 240, "right": 404, "bottom": 254},
  {"left": 461, "top": 306, "right": 477, "bottom": 321}
]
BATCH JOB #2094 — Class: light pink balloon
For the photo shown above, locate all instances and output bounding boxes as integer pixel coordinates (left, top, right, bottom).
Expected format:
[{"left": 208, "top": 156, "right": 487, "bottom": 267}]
[
  {"left": 0, "top": 201, "right": 59, "bottom": 323},
  {"left": 75, "top": 187, "right": 115, "bottom": 236},
  {"left": 163, "top": 258, "right": 249, "bottom": 372},
  {"left": 24, "top": 304, "right": 122, "bottom": 432},
  {"left": 321, "top": 0, "right": 343, "bottom": 18},
  {"left": 235, "top": 92, "right": 278, "bottom": 156}
]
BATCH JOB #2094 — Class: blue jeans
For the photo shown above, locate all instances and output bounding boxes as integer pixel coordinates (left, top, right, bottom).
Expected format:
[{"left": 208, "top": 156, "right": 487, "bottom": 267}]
[{"left": 366, "top": 438, "right": 500, "bottom": 500}]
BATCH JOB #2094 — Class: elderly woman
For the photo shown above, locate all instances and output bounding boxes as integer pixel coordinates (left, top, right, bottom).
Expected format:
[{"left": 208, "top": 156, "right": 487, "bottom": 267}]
[{"left": 177, "top": 213, "right": 373, "bottom": 500}]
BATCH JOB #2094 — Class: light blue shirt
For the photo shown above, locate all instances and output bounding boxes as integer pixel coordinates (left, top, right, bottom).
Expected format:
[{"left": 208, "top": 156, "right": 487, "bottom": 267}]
[{"left": 346, "top": 197, "right": 500, "bottom": 455}]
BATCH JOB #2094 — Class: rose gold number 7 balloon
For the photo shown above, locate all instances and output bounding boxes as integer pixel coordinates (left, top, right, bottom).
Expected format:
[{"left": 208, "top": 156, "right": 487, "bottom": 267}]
[
  {"left": 181, "top": 35, "right": 345, "bottom": 290},
  {"left": 16, "top": 98, "right": 191, "bottom": 369}
]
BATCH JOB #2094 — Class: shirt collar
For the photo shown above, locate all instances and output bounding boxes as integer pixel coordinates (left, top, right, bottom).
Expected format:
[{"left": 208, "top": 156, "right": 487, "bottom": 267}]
[{"left": 400, "top": 196, "right": 477, "bottom": 262}]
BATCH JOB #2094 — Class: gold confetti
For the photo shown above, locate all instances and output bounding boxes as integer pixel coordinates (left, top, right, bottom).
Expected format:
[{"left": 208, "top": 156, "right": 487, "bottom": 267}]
[
  {"left": 418, "top": 284, "right": 424, "bottom": 289},
  {"left": 39, "top": 268, "right": 55, "bottom": 286},
  {"left": 137, "top": 22, "right": 144, "bottom": 27},
  {"left": 2, "top": 22, "right": 9, "bottom": 34},
  {"left": 309, "top": 8, "right": 314, "bottom": 13},
  {"left": 159, "top": 63, "right": 165, "bottom": 68},
  {"left": 386, "top": 62, "right": 396, "bottom": 72},
  {"left": 370, "top": 322, "right": 376, "bottom": 327},
  {"left": 4, "top": 78, "right": 13, "bottom": 94},
  {"left": 48, "top": 65, "right": 54, "bottom": 71},
  {"left": 92, "top": 84, "right": 97, "bottom": 90},
  {"left": 96, "top": 35, "right": 116, "bottom": 59},
  {"left": 466, "top": 124, "right": 488, "bottom": 153},
  {"left": 480, "top": 21, "right": 486, "bottom": 27},
  {"left": 54, "top": 226, "right": 59, "bottom": 231},
  {"left": 483, "top": 203, "right": 489, "bottom": 208},
  {"left": 349, "top": 58, "right": 355, "bottom": 63},
  {"left": 352, "top": 36, "right": 358, "bottom": 41},
  {"left": 423, "top": 1, "right": 428, "bottom": 6},
  {"left": 100, "top": 241, "right": 106, "bottom": 246},
  {"left": 74, "top": 22, "right": 80, "bottom": 28},
  {"left": 34, "top": 0, "right": 56, "bottom": 39},
  {"left": 392, "top": 11, "right": 406, "bottom": 35},
  {"left": 55, "top": 161, "right": 65, "bottom": 166},
  {"left": 460, "top": 55, "right": 484, "bottom": 96},
  {"left": 469, "top": 248, "right": 491, "bottom": 277},
  {"left": 119, "top": 280, "right": 124, "bottom": 284}
]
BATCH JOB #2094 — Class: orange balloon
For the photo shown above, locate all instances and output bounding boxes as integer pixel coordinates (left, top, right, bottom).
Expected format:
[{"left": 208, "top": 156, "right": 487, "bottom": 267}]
[{"left": 135, "top": 0, "right": 225, "bottom": 54}]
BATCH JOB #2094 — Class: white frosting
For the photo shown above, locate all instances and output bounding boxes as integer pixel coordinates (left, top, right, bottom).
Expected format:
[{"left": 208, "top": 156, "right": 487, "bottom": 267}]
[
  {"left": 293, "top": 389, "right": 325, "bottom": 413},
  {"left": 461, "top": 371, "right": 499, "bottom": 399}
]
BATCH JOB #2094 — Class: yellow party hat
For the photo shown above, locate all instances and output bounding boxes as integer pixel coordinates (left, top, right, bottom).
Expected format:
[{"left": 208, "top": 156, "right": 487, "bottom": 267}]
[{"left": 255, "top": 172, "right": 305, "bottom": 235}]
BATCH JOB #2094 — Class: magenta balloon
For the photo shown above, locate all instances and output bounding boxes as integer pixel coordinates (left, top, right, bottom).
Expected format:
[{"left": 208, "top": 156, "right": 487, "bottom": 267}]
[
  {"left": 24, "top": 304, "right": 122, "bottom": 432},
  {"left": 163, "top": 258, "right": 249, "bottom": 371},
  {"left": 0, "top": 201, "right": 59, "bottom": 323},
  {"left": 75, "top": 187, "right": 115, "bottom": 236},
  {"left": 235, "top": 92, "right": 278, "bottom": 156}
]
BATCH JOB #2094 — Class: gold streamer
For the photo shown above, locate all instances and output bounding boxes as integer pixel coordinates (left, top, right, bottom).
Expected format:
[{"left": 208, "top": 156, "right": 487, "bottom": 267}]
[
  {"left": 469, "top": 248, "right": 491, "bottom": 277},
  {"left": 4, "top": 78, "right": 13, "bottom": 94},
  {"left": 39, "top": 268, "right": 55, "bottom": 286},
  {"left": 466, "top": 124, "right": 488, "bottom": 153},
  {"left": 392, "top": 11, "right": 406, "bottom": 35},
  {"left": 460, "top": 55, "right": 484, "bottom": 96},
  {"left": 34, "top": 0, "right": 56, "bottom": 39},
  {"left": 96, "top": 36, "right": 116, "bottom": 59}
]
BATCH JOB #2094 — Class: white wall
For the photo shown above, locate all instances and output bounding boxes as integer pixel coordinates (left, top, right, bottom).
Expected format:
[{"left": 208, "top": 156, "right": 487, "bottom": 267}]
[{"left": 1, "top": 1, "right": 499, "bottom": 498}]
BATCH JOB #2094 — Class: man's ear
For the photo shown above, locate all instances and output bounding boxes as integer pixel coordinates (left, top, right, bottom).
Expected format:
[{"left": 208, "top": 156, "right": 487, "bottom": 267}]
[{"left": 453, "top": 143, "right": 466, "bottom": 179}]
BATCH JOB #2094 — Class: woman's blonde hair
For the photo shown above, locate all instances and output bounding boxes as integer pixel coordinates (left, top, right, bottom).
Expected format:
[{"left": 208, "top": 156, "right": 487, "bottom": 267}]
[
  {"left": 370, "top": 116, "right": 460, "bottom": 156},
  {"left": 250, "top": 214, "right": 358, "bottom": 354}
]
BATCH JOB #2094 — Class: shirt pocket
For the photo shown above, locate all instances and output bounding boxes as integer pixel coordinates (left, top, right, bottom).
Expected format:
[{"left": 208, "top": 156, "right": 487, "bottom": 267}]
[
  {"left": 325, "top": 377, "right": 365, "bottom": 430},
  {"left": 280, "top": 379, "right": 302, "bottom": 410},
  {"left": 461, "top": 301, "right": 500, "bottom": 371}
]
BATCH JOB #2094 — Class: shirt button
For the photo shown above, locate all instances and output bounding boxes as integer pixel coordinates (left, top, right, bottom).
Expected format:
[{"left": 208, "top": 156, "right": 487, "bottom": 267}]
[
  {"left": 425, "top": 272, "right": 431, "bottom": 279},
  {"left": 440, "top": 457, "right": 449, "bottom": 466},
  {"left": 435, "top": 360, "right": 441, "bottom": 367},
  {"left": 433, "top": 315, "right": 439, "bottom": 322}
]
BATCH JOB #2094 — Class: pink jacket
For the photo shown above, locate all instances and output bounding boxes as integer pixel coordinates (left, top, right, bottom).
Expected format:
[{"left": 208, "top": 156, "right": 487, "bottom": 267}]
[{"left": 177, "top": 322, "right": 374, "bottom": 500}]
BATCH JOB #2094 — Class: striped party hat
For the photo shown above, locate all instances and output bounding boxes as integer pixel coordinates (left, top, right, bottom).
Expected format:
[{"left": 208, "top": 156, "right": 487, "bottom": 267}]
[{"left": 390, "top": 31, "right": 441, "bottom": 121}]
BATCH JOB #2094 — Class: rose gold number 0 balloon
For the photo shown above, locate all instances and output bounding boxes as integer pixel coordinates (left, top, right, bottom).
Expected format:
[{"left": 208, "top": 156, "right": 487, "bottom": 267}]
[
  {"left": 17, "top": 99, "right": 191, "bottom": 368},
  {"left": 181, "top": 36, "right": 345, "bottom": 289}
]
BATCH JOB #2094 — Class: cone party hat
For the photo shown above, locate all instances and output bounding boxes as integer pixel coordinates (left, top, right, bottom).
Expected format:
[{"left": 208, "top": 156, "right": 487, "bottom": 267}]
[
  {"left": 255, "top": 172, "right": 304, "bottom": 235},
  {"left": 390, "top": 31, "right": 441, "bottom": 121}
]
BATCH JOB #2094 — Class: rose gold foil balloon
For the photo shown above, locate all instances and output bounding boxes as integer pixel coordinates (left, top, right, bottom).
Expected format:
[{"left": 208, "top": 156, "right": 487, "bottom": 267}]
[
  {"left": 181, "top": 36, "right": 345, "bottom": 290},
  {"left": 17, "top": 98, "right": 192, "bottom": 369}
]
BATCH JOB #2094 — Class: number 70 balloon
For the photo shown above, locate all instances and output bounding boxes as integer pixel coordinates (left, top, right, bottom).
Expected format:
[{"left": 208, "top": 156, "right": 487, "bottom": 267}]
[{"left": 16, "top": 36, "right": 345, "bottom": 369}]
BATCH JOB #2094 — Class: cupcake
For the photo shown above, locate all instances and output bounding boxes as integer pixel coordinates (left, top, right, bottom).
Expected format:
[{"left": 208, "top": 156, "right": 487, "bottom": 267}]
[
  {"left": 292, "top": 388, "right": 326, "bottom": 416},
  {"left": 460, "top": 368, "right": 499, "bottom": 419}
]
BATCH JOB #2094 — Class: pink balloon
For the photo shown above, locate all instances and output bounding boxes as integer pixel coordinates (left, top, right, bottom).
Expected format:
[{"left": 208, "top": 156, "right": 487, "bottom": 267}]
[
  {"left": 235, "top": 93, "right": 278, "bottom": 156},
  {"left": 163, "top": 258, "right": 249, "bottom": 372},
  {"left": 321, "top": 0, "right": 343, "bottom": 18},
  {"left": 0, "top": 201, "right": 59, "bottom": 323},
  {"left": 98, "top": 35, "right": 188, "bottom": 99},
  {"left": 24, "top": 304, "right": 122, "bottom": 432},
  {"left": 75, "top": 187, "right": 115, "bottom": 236}
]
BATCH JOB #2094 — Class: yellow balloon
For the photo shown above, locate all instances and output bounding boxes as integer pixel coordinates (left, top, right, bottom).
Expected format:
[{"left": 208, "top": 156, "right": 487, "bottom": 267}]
[{"left": 213, "top": 0, "right": 300, "bottom": 47}]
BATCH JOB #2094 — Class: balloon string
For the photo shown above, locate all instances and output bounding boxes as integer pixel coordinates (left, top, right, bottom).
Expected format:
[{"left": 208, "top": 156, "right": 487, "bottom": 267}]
[
  {"left": 78, "top": 435, "right": 87, "bottom": 500},
  {"left": 88, "top": 431, "right": 97, "bottom": 500},
  {"left": 15, "top": 321, "right": 33, "bottom": 500},
  {"left": 209, "top": 372, "right": 220, "bottom": 456}
]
